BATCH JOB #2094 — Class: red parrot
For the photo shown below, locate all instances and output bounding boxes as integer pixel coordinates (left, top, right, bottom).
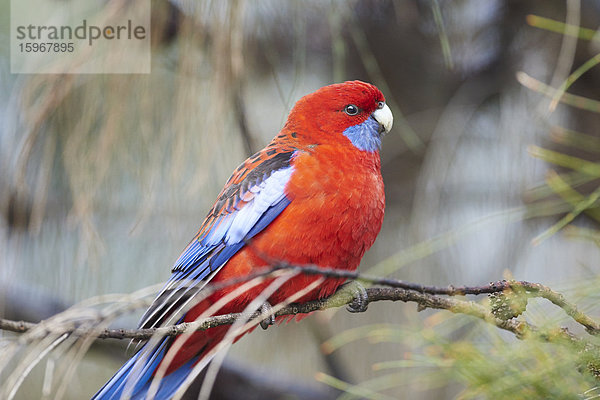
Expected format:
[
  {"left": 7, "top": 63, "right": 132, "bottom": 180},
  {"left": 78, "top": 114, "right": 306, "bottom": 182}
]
[{"left": 93, "top": 80, "right": 393, "bottom": 399}]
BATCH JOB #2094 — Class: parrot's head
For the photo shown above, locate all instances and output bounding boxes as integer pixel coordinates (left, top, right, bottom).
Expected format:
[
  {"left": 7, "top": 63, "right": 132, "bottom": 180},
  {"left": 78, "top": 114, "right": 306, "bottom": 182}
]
[{"left": 286, "top": 80, "right": 393, "bottom": 152}]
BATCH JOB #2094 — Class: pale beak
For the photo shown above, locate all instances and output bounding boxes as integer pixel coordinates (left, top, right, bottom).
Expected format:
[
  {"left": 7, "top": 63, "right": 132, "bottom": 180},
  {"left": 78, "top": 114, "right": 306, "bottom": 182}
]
[{"left": 372, "top": 103, "right": 393, "bottom": 134}]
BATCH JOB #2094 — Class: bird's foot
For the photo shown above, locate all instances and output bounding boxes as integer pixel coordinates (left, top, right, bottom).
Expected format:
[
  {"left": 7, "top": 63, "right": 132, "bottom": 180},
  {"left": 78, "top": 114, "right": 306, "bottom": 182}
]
[
  {"left": 259, "top": 301, "right": 276, "bottom": 330},
  {"left": 339, "top": 281, "right": 369, "bottom": 313}
]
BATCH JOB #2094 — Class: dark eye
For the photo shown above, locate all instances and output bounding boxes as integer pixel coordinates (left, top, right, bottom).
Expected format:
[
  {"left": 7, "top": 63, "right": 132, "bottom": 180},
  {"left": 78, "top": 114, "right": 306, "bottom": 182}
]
[
  {"left": 377, "top": 101, "right": 384, "bottom": 109},
  {"left": 344, "top": 104, "right": 359, "bottom": 116}
]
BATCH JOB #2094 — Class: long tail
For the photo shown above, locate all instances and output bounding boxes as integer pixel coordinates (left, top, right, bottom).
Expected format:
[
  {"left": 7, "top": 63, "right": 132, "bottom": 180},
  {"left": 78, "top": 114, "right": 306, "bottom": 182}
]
[
  {"left": 92, "top": 322, "right": 239, "bottom": 400},
  {"left": 93, "top": 294, "right": 253, "bottom": 400},
  {"left": 92, "top": 338, "right": 201, "bottom": 400}
]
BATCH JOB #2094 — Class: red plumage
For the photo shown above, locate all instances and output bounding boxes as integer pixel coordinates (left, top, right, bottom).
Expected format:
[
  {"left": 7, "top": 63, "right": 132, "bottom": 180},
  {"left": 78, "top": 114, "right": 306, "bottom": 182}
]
[
  {"left": 166, "top": 81, "right": 386, "bottom": 372},
  {"left": 94, "top": 81, "right": 392, "bottom": 399}
]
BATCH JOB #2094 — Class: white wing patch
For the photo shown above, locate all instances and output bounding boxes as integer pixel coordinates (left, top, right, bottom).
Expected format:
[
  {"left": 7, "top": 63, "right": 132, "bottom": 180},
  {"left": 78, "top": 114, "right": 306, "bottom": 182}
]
[{"left": 202, "top": 166, "right": 294, "bottom": 246}]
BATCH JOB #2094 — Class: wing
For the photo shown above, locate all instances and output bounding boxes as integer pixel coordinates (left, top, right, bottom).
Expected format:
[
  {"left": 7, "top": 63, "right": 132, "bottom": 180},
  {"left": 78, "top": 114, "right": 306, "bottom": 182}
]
[{"left": 138, "top": 147, "right": 297, "bottom": 330}]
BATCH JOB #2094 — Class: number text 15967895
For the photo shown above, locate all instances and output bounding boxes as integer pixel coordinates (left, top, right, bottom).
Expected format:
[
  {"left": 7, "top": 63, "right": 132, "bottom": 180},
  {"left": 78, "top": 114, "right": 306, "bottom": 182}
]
[{"left": 19, "top": 42, "right": 74, "bottom": 52}]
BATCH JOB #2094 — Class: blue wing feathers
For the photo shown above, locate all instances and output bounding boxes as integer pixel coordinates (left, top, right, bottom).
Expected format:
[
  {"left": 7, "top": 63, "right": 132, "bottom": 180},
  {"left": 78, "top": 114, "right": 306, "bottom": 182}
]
[{"left": 94, "top": 152, "right": 296, "bottom": 400}]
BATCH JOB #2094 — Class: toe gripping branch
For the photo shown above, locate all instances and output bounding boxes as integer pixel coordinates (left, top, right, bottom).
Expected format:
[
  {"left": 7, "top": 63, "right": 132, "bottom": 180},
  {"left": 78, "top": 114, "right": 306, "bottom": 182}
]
[
  {"left": 259, "top": 302, "right": 276, "bottom": 330},
  {"left": 343, "top": 281, "right": 369, "bottom": 313}
]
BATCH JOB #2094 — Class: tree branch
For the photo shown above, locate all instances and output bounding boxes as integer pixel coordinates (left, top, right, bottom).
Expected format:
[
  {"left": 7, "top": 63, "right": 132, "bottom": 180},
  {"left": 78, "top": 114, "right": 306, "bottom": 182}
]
[
  {"left": 0, "top": 286, "right": 519, "bottom": 340},
  {"left": 1, "top": 267, "right": 598, "bottom": 345}
]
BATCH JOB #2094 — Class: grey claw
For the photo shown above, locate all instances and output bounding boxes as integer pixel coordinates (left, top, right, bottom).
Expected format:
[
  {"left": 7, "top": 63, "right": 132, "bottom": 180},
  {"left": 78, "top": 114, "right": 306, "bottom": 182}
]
[
  {"left": 259, "top": 302, "right": 276, "bottom": 330},
  {"left": 345, "top": 281, "right": 369, "bottom": 313}
]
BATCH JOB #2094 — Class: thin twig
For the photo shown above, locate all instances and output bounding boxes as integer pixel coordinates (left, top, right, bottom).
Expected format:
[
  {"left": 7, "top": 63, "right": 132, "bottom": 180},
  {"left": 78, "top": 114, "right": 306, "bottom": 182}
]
[
  {"left": 0, "top": 286, "right": 590, "bottom": 343},
  {"left": 1, "top": 264, "right": 598, "bottom": 341}
]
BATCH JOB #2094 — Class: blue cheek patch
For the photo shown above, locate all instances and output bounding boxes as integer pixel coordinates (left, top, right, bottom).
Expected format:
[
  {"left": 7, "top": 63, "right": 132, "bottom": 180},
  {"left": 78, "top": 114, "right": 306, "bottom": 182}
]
[{"left": 342, "top": 116, "right": 382, "bottom": 152}]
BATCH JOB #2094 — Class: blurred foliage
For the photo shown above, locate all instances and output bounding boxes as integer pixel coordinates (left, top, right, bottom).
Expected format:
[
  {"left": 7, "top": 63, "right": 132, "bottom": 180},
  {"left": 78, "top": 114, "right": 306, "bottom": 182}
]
[
  {"left": 2, "top": 0, "right": 600, "bottom": 399},
  {"left": 320, "top": 300, "right": 600, "bottom": 399}
]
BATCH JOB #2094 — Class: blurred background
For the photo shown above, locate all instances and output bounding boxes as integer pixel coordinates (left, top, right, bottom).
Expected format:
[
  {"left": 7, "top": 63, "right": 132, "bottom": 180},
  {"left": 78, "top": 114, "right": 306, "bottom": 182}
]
[{"left": 1, "top": 0, "right": 600, "bottom": 398}]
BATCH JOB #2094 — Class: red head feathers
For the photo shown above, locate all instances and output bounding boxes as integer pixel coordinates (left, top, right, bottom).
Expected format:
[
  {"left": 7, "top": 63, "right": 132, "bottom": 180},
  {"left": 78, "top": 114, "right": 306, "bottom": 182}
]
[{"left": 284, "top": 80, "right": 393, "bottom": 152}]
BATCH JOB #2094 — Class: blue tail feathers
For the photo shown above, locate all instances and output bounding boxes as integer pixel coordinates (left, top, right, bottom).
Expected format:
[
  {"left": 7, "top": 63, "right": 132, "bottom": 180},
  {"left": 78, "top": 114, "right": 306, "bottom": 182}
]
[{"left": 92, "top": 339, "right": 198, "bottom": 400}]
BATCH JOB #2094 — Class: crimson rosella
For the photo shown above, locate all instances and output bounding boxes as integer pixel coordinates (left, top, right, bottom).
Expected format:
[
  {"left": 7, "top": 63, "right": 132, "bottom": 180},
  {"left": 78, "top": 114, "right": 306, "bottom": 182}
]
[{"left": 93, "top": 80, "right": 393, "bottom": 399}]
